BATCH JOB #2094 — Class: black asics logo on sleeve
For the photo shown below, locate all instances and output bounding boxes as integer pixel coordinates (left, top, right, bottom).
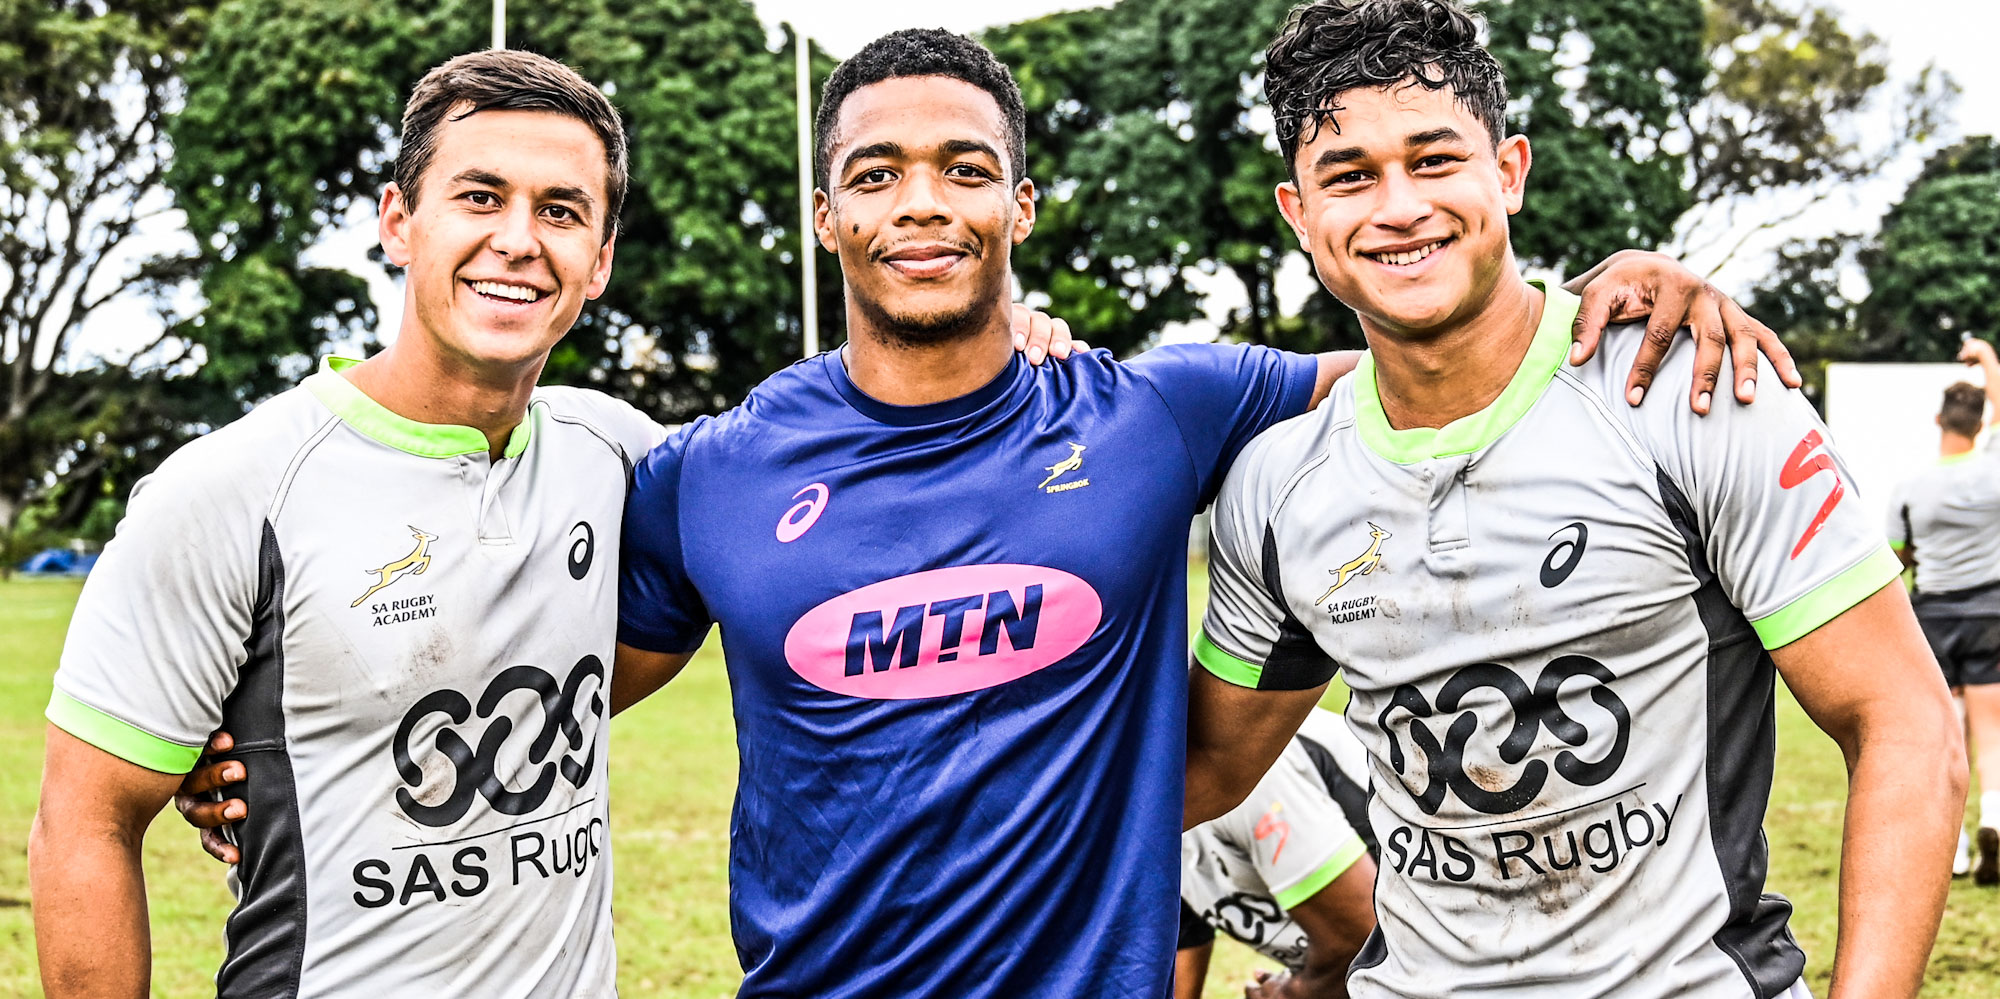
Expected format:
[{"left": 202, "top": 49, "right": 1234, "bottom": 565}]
[
  {"left": 568, "top": 521, "right": 594, "bottom": 580},
  {"left": 1540, "top": 522, "right": 1588, "bottom": 588},
  {"left": 390, "top": 656, "right": 606, "bottom": 827},
  {"left": 1377, "top": 656, "right": 1630, "bottom": 816}
]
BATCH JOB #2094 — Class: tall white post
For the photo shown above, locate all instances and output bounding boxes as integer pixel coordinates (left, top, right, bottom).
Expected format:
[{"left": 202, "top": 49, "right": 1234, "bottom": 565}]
[
  {"left": 492, "top": 0, "right": 505, "bottom": 49},
  {"left": 794, "top": 24, "right": 819, "bottom": 358}
]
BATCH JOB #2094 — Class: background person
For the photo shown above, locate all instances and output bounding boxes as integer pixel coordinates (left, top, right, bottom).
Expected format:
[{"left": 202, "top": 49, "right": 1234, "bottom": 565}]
[{"left": 1887, "top": 336, "right": 2000, "bottom": 883}]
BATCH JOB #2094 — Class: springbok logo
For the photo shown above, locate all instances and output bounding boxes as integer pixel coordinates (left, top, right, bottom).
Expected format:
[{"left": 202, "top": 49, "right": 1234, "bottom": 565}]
[
  {"left": 353, "top": 526, "right": 438, "bottom": 608},
  {"left": 1039, "top": 442, "right": 1088, "bottom": 492},
  {"left": 1317, "top": 522, "right": 1391, "bottom": 604}
]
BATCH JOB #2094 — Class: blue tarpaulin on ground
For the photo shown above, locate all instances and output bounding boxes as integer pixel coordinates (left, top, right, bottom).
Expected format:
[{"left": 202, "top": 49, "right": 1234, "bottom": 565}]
[{"left": 18, "top": 549, "right": 94, "bottom": 575}]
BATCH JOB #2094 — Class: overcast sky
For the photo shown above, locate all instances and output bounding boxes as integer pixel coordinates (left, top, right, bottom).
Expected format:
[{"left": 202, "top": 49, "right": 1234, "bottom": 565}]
[{"left": 66, "top": 0, "right": 2000, "bottom": 360}]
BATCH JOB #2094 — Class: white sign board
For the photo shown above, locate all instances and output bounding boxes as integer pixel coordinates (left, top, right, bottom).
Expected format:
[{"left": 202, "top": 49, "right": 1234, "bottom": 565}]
[{"left": 1824, "top": 362, "right": 1987, "bottom": 534}]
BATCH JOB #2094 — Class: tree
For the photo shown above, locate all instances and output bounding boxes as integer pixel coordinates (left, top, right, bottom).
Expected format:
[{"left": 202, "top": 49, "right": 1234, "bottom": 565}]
[
  {"left": 0, "top": 1, "right": 217, "bottom": 563},
  {"left": 167, "top": 0, "right": 840, "bottom": 423},
  {"left": 1855, "top": 137, "right": 2000, "bottom": 364},
  {"left": 984, "top": 0, "right": 1707, "bottom": 357},
  {"left": 1677, "top": 0, "right": 1957, "bottom": 273}
]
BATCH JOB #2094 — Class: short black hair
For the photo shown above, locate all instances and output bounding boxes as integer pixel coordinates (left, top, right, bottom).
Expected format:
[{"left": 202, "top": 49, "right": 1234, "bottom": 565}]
[
  {"left": 399, "top": 50, "right": 628, "bottom": 239},
  {"left": 1942, "top": 381, "right": 1986, "bottom": 438},
  {"left": 814, "top": 28, "right": 1028, "bottom": 188},
  {"left": 1264, "top": 0, "right": 1508, "bottom": 179}
]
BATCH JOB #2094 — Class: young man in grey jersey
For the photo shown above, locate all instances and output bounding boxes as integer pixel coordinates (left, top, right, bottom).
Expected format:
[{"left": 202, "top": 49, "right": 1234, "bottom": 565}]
[
  {"left": 1887, "top": 337, "right": 2000, "bottom": 883},
  {"left": 1194, "top": 2, "right": 1966, "bottom": 997}
]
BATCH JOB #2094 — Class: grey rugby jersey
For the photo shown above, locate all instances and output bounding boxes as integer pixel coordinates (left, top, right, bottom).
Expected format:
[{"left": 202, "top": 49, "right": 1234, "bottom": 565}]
[
  {"left": 1181, "top": 707, "right": 1373, "bottom": 970},
  {"left": 1198, "top": 287, "right": 1899, "bottom": 999},
  {"left": 1886, "top": 439, "right": 2000, "bottom": 596},
  {"left": 49, "top": 357, "right": 663, "bottom": 998}
]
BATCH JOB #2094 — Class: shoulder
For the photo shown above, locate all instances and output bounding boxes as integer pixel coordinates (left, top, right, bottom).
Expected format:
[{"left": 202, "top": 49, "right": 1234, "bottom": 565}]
[
  {"left": 138, "top": 385, "right": 336, "bottom": 515},
  {"left": 1218, "top": 387, "right": 1349, "bottom": 516},
  {"left": 1123, "top": 341, "right": 1304, "bottom": 390},
  {"left": 530, "top": 385, "right": 666, "bottom": 462}
]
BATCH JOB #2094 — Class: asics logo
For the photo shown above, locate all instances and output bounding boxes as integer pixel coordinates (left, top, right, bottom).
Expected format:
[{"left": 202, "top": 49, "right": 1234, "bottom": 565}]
[
  {"left": 777, "top": 483, "right": 830, "bottom": 543},
  {"left": 567, "top": 521, "right": 594, "bottom": 580},
  {"left": 1540, "top": 522, "right": 1588, "bottom": 587},
  {"left": 1378, "top": 657, "right": 1630, "bottom": 816},
  {"left": 391, "top": 657, "right": 606, "bottom": 827}
]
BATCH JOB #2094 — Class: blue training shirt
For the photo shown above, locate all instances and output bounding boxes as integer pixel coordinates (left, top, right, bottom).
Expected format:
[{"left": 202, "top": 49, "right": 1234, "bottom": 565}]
[{"left": 618, "top": 343, "right": 1316, "bottom": 998}]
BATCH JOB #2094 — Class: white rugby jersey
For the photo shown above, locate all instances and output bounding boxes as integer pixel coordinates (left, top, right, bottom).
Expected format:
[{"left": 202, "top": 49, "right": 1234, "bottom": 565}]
[
  {"left": 1181, "top": 708, "right": 1373, "bottom": 970},
  {"left": 1198, "top": 286, "right": 1899, "bottom": 999},
  {"left": 1886, "top": 440, "right": 2000, "bottom": 596},
  {"left": 49, "top": 357, "right": 663, "bottom": 998}
]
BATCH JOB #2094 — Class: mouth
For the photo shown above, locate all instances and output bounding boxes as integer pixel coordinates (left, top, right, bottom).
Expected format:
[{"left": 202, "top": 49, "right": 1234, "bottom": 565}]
[
  {"left": 878, "top": 244, "right": 973, "bottom": 280},
  {"left": 1361, "top": 238, "right": 1453, "bottom": 269},
  {"left": 464, "top": 279, "right": 550, "bottom": 305}
]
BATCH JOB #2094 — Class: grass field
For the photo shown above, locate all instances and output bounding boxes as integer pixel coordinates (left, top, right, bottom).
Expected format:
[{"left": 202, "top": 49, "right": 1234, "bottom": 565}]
[{"left": 1, "top": 573, "right": 1995, "bottom": 996}]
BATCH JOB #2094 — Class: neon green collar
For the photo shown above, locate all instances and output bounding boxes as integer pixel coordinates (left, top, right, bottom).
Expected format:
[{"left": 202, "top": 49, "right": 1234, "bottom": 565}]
[
  {"left": 1940, "top": 449, "right": 1979, "bottom": 466},
  {"left": 304, "top": 356, "right": 532, "bottom": 459},
  {"left": 1353, "top": 281, "right": 1577, "bottom": 465}
]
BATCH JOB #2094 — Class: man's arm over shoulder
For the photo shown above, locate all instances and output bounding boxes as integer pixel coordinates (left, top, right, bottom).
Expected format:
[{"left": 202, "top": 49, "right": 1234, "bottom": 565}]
[
  {"left": 616, "top": 421, "right": 714, "bottom": 711},
  {"left": 1187, "top": 430, "right": 1336, "bottom": 827}
]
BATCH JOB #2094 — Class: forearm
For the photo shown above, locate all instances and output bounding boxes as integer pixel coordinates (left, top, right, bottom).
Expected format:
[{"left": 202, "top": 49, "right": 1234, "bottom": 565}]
[
  {"left": 1826, "top": 725, "right": 1966, "bottom": 999},
  {"left": 30, "top": 815, "right": 152, "bottom": 998}
]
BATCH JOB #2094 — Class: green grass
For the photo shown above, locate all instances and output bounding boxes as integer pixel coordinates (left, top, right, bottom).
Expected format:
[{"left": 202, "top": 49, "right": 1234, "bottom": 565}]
[{"left": 0, "top": 576, "right": 1994, "bottom": 995}]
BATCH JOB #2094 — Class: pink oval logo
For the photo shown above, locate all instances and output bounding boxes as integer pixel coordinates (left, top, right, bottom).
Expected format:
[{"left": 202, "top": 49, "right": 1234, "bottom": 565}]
[
  {"left": 776, "top": 483, "right": 829, "bottom": 543},
  {"left": 784, "top": 563, "right": 1102, "bottom": 699}
]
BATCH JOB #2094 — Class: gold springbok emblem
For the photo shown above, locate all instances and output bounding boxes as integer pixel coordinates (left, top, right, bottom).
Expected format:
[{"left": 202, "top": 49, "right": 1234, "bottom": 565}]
[
  {"left": 352, "top": 526, "right": 438, "bottom": 607},
  {"left": 1038, "top": 442, "right": 1087, "bottom": 489},
  {"left": 1316, "top": 522, "right": 1390, "bottom": 604}
]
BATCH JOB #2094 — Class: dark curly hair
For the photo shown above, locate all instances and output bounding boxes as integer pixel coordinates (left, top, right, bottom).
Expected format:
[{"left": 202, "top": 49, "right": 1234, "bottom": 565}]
[
  {"left": 1941, "top": 381, "right": 1987, "bottom": 438},
  {"left": 1264, "top": 0, "right": 1508, "bottom": 179},
  {"left": 814, "top": 29, "right": 1027, "bottom": 188}
]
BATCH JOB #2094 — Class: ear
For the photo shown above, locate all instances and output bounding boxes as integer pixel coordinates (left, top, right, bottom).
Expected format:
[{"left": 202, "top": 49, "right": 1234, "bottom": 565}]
[
  {"left": 380, "top": 183, "right": 414, "bottom": 267},
  {"left": 585, "top": 233, "right": 616, "bottom": 300},
  {"left": 1010, "top": 178, "right": 1037, "bottom": 245},
  {"left": 814, "top": 188, "right": 837, "bottom": 254},
  {"left": 1496, "top": 134, "right": 1532, "bottom": 215},
  {"left": 1273, "top": 181, "right": 1311, "bottom": 251}
]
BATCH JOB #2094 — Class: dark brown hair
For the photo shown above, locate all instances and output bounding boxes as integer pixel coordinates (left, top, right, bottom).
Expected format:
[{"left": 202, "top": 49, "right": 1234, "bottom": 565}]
[
  {"left": 1941, "top": 381, "right": 1986, "bottom": 438},
  {"left": 1264, "top": 0, "right": 1508, "bottom": 180},
  {"left": 815, "top": 29, "right": 1027, "bottom": 187},
  {"left": 397, "top": 50, "right": 628, "bottom": 238}
]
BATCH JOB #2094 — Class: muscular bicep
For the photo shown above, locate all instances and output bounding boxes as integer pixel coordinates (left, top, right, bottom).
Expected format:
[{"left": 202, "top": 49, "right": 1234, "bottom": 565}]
[
  {"left": 1770, "top": 583, "right": 1953, "bottom": 754},
  {"left": 611, "top": 643, "right": 697, "bottom": 716},
  {"left": 37, "top": 724, "right": 184, "bottom": 840}
]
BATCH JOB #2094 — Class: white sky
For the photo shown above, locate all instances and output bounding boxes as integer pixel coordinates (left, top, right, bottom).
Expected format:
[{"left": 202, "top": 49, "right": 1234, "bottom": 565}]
[{"left": 65, "top": 0, "right": 2000, "bottom": 360}]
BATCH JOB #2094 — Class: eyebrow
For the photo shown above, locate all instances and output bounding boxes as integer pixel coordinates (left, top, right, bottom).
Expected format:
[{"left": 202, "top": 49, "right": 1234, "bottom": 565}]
[
  {"left": 1309, "top": 127, "right": 1474, "bottom": 172},
  {"left": 448, "top": 169, "right": 597, "bottom": 213},
  {"left": 841, "top": 141, "right": 904, "bottom": 176},
  {"left": 941, "top": 138, "right": 1003, "bottom": 163}
]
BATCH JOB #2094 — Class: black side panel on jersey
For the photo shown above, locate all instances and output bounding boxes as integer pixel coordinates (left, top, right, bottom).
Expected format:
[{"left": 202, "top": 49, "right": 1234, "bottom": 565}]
[
  {"left": 1658, "top": 470, "right": 1805, "bottom": 998},
  {"left": 215, "top": 522, "right": 306, "bottom": 997},
  {"left": 1258, "top": 525, "right": 1340, "bottom": 690},
  {"left": 1296, "top": 733, "right": 1378, "bottom": 859},
  {"left": 1178, "top": 898, "right": 1217, "bottom": 950}
]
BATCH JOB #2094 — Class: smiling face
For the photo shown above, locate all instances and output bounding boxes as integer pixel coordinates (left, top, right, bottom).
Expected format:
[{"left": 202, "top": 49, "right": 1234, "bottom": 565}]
[
  {"left": 1274, "top": 81, "right": 1530, "bottom": 341},
  {"left": 379, "top": 108, "right": 615, "bottom": 374},
  {"left": 815, "top": 76, "right": 1034, "bottom": 346}
]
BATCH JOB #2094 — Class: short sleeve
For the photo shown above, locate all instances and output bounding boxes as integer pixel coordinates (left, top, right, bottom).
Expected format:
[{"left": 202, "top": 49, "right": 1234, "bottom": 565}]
[
  {"left": 617, "top": 422, "right": 714, "bottom": 653},
  {"left": 1196, "top": 430, "right": 1339, "bottom": 691},
  {"left": 49, "top": 438, "right": 264, "bottom": 773},
  {"left": 1632, "top": 348, "right": 1902, "bottom": 650},
  {"left": 1209, "top": 746, "right": 1368, "bottom": 911},
  {"left": 1126, "top": 343, "right": 1318, "bottom": 506}
]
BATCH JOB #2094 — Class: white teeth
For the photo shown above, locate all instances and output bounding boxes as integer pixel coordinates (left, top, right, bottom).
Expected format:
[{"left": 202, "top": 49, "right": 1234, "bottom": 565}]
[
  {"left": 1372, "top": 241, "right": 1446, "bottom": 266},
  {"left": 472, "top": 281, "right": 541, "bottom": 302}
]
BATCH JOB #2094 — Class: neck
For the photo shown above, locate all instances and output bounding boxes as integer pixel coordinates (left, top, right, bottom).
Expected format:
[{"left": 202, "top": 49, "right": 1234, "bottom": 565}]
[
  {"left": 1943, "top": 432, "right": 1977, "bottom": 456},
  {"left": 1365, "top": 276, "right": 1543, "bottom": 431},
  {"left": 840, "top": 294, "right": 1014, "bottom": 407},
  {"left": 342, "top": 326, "right": 544, "bottom": 459}
]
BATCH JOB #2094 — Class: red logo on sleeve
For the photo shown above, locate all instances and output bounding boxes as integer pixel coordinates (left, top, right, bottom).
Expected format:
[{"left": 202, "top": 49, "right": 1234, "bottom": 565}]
[
  {"left": 1778, "top": 429, "right": 1845, "bottom": 560},
  {"left": 1253, "top": 801, "right": 1291, "bottom": 863}
]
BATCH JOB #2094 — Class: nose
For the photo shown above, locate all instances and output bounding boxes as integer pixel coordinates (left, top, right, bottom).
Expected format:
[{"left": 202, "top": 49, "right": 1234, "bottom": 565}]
[
  {"left": 894, "top": 168, "right": 952, "bottom": 227},
  {"left": 1370, "top": 168, "right": 1434, "bottom": 234},
  {"left": 488, "top": 200, "right": 542, "bottom": 260}
]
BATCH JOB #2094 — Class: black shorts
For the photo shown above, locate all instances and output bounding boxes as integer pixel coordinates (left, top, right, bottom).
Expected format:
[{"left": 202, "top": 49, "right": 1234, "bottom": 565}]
[{"left": 1913, "top": 587, "right": 2000, "bottom": 687}]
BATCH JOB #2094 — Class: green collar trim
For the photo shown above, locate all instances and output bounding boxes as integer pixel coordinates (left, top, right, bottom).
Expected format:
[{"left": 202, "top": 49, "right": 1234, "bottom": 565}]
[
  {"left": 305, "top": 356, "right": 532, "bottom": 459},
  {"left": 1940, "top": 449, "right": 1978, "bottom": 466},
  {"left": 1353, "top": 281, "right": 1578, "bottom": 465}
]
